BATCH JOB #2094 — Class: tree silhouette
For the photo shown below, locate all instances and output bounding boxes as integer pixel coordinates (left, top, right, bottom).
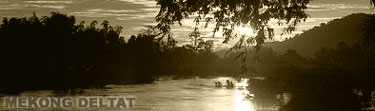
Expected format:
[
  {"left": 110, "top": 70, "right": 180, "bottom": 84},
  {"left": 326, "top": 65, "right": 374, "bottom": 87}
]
[
  {"left": 188, "top": 27, "right": 202, "bottom": 52},
  {"left": 0, "top": 12, "right": 230, "bottom": 92},
  {"left": 0, "top": 12, "right": 129, "bottom": 91},
  {"left": 155, "top": 0, "right": 312, "bottom": 79},
  {"left": 155, "top": 0, "right": 311, "bottom": 47}
]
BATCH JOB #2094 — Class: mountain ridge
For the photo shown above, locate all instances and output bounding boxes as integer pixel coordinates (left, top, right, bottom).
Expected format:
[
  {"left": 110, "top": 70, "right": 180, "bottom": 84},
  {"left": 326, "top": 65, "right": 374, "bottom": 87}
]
[{"left": 216, "top": 13, "right": 375, "bottom": 58}]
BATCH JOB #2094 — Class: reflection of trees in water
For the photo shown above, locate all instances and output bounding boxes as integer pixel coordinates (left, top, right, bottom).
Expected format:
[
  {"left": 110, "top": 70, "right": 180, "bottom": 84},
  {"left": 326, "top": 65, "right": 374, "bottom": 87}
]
[
  {"left": 246, "top": 72, "right": 375, "bottom": 111},
  {"left": 248, "top": 78, "right": 375, "bottom": 111}
]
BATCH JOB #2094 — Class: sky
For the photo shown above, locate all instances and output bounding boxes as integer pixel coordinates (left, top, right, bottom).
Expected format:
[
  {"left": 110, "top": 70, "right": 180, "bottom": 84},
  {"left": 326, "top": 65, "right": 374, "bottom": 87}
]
[{"left": 0, "top": 0, "right": 373, "bottom": 50}]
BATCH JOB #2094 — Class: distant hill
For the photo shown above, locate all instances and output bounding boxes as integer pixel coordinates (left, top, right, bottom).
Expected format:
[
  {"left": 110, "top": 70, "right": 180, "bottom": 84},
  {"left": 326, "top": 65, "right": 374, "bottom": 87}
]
[
  {"left": 264, "top": 13, "right": 375, "bottom": 58},
  {"left": 216, "top": 13, "right": 375, "bottom": 58}
]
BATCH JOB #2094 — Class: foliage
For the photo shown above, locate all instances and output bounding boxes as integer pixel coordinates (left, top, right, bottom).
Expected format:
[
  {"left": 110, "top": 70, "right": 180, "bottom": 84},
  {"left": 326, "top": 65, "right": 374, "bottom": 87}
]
[
  {"left": 155, "top": 0, "right": 311, "bottom": 47},
  {"left": 155, "top": 0, "right": 312, "bottom": 78},
  {"left": 0, "top": 12, "right": 226, "bottom": 92}
]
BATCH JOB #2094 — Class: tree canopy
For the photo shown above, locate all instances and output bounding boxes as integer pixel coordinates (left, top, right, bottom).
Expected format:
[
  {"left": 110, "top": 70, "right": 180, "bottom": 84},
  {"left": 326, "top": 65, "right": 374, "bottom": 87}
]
[{"left": 155, "top": 0, "right": 311, "bottom": 47}]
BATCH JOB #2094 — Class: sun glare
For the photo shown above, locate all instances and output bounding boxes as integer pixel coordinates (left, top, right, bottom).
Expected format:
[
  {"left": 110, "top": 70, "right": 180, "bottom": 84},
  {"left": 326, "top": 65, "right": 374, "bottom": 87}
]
[{"left": 235, "top": 26, "right": 253, "bottom": 36}]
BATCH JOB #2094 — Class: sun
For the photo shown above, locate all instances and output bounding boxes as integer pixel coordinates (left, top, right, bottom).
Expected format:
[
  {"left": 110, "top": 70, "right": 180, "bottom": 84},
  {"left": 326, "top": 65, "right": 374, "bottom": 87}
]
[{"left": 235, "top": 26, "right": 253, "bottom": 36}]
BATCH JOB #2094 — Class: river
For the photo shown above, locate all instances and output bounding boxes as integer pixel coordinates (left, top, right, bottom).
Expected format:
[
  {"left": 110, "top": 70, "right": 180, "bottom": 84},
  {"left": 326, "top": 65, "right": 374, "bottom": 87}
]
[
  {"left": 15, "top": 77, "right": 267, "bottom": 111},
  {"left": 4, "top": 76, "right": 374, "bottom": 111}
]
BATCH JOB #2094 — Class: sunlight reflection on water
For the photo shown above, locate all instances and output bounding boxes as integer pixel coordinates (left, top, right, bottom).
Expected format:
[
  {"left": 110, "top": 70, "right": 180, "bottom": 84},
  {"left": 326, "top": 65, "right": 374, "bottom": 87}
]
[{"left": 234, "top": 78, "right": 255, "bottom": 111}]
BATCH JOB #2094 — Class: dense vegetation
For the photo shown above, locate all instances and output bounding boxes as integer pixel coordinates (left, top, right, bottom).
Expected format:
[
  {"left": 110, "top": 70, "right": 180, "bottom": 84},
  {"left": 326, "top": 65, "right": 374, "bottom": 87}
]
[{"left": 0, "top": 12, "right": 233, "bottom": 92}]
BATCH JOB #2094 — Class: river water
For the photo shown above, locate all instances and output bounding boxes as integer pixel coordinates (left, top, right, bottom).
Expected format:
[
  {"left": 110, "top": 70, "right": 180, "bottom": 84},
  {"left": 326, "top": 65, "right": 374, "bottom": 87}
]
[
  {"left": 3, "top": 76, "right": 374, "bottom": 111},
  {"left": 16, "top": 77, "right": 265, "bottom": 111}
]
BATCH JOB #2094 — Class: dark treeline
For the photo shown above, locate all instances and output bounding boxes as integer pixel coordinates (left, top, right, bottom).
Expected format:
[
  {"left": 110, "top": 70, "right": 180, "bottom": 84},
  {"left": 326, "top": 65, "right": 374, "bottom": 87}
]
[
  {"left": 279, "top": 44, "right": 375, "bottom": 111},
  {"left": 0, "top": 12, "right": 232, "bottom": 92}
]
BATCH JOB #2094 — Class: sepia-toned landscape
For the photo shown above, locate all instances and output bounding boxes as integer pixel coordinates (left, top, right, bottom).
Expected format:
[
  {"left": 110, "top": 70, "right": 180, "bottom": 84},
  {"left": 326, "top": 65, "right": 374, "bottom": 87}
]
[{"left": 0, "top": 0, "right": 374, "bottom": 111}]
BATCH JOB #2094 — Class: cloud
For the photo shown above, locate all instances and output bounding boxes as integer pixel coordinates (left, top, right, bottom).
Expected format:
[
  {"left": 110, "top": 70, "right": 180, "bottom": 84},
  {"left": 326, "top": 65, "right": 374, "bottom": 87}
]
[
  {"left": 130, "top": 23, "right": 158, "bottom": 30},
  {"left": 0, "top": 5, "right": 23, "bottom": 10},
  {"left": 0, "top": 1, "right": 71, "bottom": 10},
  {"left": 116, "top": 0, "right": 157, "bottom": 7},
  {"left": 0, "top": 1, "right": 11, "bottom": 4},
  {"left": 70, "top": 8, "right": 137, "bottom": 18},
  {"left": 29, "top": 4, "right": 66, "bottom": 9},
  {"left": 70, "top": 5, "right": 158, "bottom": 21},
  {"left": 307, "top": 4, "right": 369, "bottom": 11},
  {"left": 124, "top": 12, "right": 156, "bottom": 20},
  {"left": 141, "top": 7, "right": 159, "bottom": 12},
  {"left": 131, "top": 26, "right": 146, "bottom": 31},
  {"left": 87, "top": 9, "right": 137, "bottom": 13},
  {"left": 70, "top": 11, "right": 129, "bottom": 17},
  {"left": 304, "top": 17, "right": 337, "bottom": 22},
  {"left": 0, "top": 2, "right": 29, "bottom": 10},
  {"left": 116, "top": 17, "right": 132, "bottom": 21},
  {"left": 71, "top": 7, "right": 157, "bottom": 21},
  {"left": 24, "top": 1, "right": 74, "bottom": 4},
  {"left": 23, "top": 1, "right": 73, "bottom": 9}
]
